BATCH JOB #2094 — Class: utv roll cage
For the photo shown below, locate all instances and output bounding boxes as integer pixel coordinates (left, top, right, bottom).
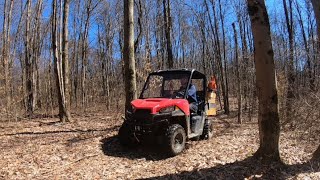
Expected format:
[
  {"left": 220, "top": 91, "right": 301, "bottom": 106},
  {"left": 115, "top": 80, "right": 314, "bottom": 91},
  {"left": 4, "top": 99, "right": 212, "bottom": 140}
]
[{"left": 139, "top": 69, "right": 207, "bottom": 108}]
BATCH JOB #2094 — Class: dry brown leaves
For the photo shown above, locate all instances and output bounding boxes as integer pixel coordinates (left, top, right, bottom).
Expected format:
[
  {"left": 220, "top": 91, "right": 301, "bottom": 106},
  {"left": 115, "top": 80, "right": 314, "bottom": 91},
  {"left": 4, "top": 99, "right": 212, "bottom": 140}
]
[{"left": 0, "top": 112, "right": 319, "bottom": 179}]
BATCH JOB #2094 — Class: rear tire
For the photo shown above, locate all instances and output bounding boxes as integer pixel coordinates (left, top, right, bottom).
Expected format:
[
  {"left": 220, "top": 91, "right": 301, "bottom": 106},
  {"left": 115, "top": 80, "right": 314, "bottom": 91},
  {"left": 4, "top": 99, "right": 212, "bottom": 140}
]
[
  {"left": 164, "top": 124, "right": 186, "bottom": 156},
  {"left": 200, "top": 119, "right": 213, "bottom": 140},
  {"left": 118, "top": 122, "right": 139, "bottom": 147}
]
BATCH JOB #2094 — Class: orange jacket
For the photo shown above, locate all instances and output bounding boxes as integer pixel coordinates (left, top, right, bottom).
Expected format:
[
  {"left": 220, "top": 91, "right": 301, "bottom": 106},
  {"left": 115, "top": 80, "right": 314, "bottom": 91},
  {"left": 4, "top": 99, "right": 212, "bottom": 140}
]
[{"left": 208, "top": 76, "right": 217, "bottom": 91}]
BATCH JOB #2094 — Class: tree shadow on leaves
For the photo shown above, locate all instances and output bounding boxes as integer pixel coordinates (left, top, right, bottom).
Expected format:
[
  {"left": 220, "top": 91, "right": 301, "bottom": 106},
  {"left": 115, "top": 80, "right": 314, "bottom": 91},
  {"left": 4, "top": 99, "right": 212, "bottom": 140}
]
[
  {"left": 141, "top": 157, "right": 319, "bottom": 180},
  {"left": 100, "top": 135, "right": 171, "bottom": 161},
  {"left": 1, "top": 126, "right": 120, "bottom": 137}
]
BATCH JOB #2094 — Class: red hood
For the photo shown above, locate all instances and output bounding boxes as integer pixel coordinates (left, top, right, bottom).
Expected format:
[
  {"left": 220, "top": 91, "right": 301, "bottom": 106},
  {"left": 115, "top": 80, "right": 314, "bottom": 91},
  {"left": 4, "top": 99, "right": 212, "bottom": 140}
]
[{"left": 131, "top": 98, "right": 190, "bottom": 115}]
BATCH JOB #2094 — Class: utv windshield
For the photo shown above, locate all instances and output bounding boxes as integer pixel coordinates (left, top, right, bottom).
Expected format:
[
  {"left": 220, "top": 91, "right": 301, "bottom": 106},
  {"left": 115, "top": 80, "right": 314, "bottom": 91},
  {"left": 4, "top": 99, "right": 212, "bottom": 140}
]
[{"left": 140, "top": 72, "right": 191, "bottom": 99}]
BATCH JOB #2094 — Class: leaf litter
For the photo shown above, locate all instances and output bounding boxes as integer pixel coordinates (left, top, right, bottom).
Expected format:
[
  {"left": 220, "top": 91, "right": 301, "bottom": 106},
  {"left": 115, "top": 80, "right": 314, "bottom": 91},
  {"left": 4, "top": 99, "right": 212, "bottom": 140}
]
[{"left": 0, "top": 112, "right": 319, "bottom": 179}]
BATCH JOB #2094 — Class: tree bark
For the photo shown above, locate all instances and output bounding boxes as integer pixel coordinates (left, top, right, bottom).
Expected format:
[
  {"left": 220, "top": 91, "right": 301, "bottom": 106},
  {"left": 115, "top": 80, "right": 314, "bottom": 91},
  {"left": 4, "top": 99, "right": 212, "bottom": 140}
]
[
  {"left": 232, "top": 23, "right": 242, "bottom": 124},
  {"left": 163, "top": 0, "right": 173, "bottom": 69},
  {"left": 124, "top": 0, "right": 137, "bottom": 111},
  {"left": 52, "top": 0, "right": 69, "bottom": 122},
  {"left": 213, "top": 0, "right": 229, "bottom": 114},
  {"left": 71, "top": 0, "right": 82, "bottom": 107},
  {"left": 311, "top": 0, "right": 320, "bottom": 160},
  {"left": 33, "top": 0, "right": 43, "bottom": 110},
  {"left": 134, "top": 0, "right": 143, "bottom": 54},
  {"left": 218, "top": 0, "right": 230, "bottom": 115},
  {"left": 283, "top": 0, "right": 295, "bottom": 122},
  {"left": 62, "top": 0, "right": 71, "bottom": 122},
  {"left": 295, "top": 1, "right": 314, "bottom": 91},
  {"left": 312, "top": 145, "right": 320, "bottom": 161},
  {"left": 81, "top": 1, "right": 92, "bottom": 107},
  {"left": 2, "top": 0, "right": 13, "bottom": 117},
  {"left": 25, "top": 0, "right": 36, "bottom": 116},
  {"left": 311, "top": 0, "right": 320, "bottom": 49},
  {"left": 205, "top": 0, "right": 229, "bottom": 114},
  {"left": 247, "top": 0, "right": 281, "bottom": 162}
]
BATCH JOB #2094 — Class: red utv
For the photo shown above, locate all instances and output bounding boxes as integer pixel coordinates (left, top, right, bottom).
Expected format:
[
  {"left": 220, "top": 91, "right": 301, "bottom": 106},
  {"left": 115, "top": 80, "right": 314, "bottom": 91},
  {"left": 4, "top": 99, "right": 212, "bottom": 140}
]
[{"left": 118, "top": 69, "right": 214, "bottom": 156}]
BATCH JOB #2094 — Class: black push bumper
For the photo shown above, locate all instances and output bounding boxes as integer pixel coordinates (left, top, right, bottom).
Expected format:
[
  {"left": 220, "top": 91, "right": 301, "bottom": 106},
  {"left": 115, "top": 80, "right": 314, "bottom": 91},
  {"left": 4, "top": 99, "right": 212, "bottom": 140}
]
[{"left": 124, "top": 111, "right": 171, "bottom": 137}]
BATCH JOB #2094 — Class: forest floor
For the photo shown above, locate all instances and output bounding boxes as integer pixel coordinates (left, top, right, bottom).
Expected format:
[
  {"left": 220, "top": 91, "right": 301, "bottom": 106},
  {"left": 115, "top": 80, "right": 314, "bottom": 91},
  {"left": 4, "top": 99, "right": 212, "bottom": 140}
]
[{"left": 0, "top": 110, "right": 319, "bottom": 180}]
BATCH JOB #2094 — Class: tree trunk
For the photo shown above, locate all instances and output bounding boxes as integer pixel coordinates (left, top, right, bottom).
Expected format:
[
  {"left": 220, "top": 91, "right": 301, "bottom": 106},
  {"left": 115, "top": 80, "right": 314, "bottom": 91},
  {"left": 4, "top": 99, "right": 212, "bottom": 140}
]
[
  {"left": 80, "top": 0, "right": 94, "bottom": 108},
  {"left": 247, "top": 0, "right": 281, "bottom": 162},
  {"left": 311, "top": 0, "right": 320, "bottom": 49},
  {"left": 295, "top": 1, "right": 314, "bottom": 91},
  {"left": 205, "top": 0, "right": 229, "bottom": 114},
  {"left": 62, "top": 0, "right": 71, "bottom": 122},
  {"left": 145, "top": 2, "right": 152, "bottom": 72},
  {"left": 123, "top": 0, "right": 137, "bottom": 111},
  {"left": 213, "top": 1, "right": 229, "bottom": 114},
  {"left": 71, "top": 0, "right": 81, "bottom": 107},
  {"left": 30, "top": 0, "right": 43, "bottom": 112},
  {"left": 52, "top": 0, "right": 69, "bottom": 122},
  {"left": 134, "top": 0, "right": 143, "bottom": 54},
  {"left": 218, "top": 0, "right": 230, "bottom": 115},
  {"left": 232, "top": 23, "right": 242, "bottom": 124},
  {"left": 2, "top": 0, "right": 13, "bottom": 117},
  {"left": 283, "top": 0, "right": 295, "bottom": 122},
  {"left": 163, "top": 0, "right": 173, "bottom": 69},
  {"left": 25, "top": 0, "right": 36, "bottom": 116},
  {"left": 311, "top": 0, "right": 320, "bottom": 161},
  {"left": 312, "top": 145, "right": 320, "bottom": 161},
  {"left": 198, "top": 14, "right": 207, "bottom": 75}
]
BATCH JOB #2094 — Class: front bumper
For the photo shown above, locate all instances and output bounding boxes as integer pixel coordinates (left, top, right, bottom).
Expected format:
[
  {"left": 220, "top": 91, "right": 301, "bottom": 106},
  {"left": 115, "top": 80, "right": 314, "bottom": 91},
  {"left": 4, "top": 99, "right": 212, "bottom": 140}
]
[{"left": 124, "top": 110, "right": 171, "bottom": 136}]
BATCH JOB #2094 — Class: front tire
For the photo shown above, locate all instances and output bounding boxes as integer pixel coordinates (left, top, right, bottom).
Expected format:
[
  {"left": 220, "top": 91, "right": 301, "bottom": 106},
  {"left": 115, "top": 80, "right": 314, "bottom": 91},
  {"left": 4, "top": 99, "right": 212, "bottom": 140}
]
[
  {"left": 118, "top": 122, "right": 139, "bottom": 147},
  {"left": 164, "top": 124, "right": 186, "bottom": 156}
]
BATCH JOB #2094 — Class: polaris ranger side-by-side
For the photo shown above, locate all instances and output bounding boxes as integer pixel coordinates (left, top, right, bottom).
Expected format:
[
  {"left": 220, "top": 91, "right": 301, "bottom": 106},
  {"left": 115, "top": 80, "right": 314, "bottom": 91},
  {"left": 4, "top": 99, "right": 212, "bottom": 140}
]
[{"left": 118, "top": 69, "right": 217, "bottom": 156}]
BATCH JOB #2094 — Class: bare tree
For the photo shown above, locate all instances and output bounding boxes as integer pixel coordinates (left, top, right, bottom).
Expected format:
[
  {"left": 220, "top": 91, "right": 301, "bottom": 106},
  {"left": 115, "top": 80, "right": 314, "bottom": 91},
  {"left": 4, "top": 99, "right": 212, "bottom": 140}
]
[
  {"left": 62, "top": 0, "right": 72, "bottom": 121},
  {"left": 33, "top": 0, "right": 44, "bottom": 110},
  {"left": 1, "top": 0, "right": 14, "bottom": 116},
  {"left": 134, "top": 0, "right": 143, "bottom": 54},
  {"left": 25, "top": 0, "right": 35, "bottom": 115},
  {"left": 247, "top": 0, "right": 281, "bottom": 161},
  {"left": 232, "top": 23, "right": 242, "bottom": 124},
  {"left": 295, "top": 1, "right": 314, "bottom": 91},
  {"left": 218, "top": 0, "right": 230, "bottom": 115},
  {"left": 96, "top": 4, "right": 115, "bottom": 110},
  {"left": 311, "top": 0, "right": 320, "bottom": 49},
  {"left": 52, "top": 0, "right": 71, "bottom": 122},
  {"left": 311, "top": 0, "right": 320, "bottom": 161},
  {"left": 205, "top": 0, "right": 229, "bottom": 114},
  {"left": 283, "top": 0, "right": 295, "bottom": 122},
  {"left": 123, "top": 0, "right": 137, "bottom": 111},
  {"left": 163, "top": 0, "right": 173, "bottom": 68},
  {"left": 81, "top": 0, "right": 92, "bottom": 107}
]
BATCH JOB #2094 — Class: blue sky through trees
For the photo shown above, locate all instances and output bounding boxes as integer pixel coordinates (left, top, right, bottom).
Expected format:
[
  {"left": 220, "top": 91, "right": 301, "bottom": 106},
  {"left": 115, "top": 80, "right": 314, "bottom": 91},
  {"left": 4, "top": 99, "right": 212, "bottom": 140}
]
[{"left": 0, "top": 0, "right": 316, "bottom": 67}]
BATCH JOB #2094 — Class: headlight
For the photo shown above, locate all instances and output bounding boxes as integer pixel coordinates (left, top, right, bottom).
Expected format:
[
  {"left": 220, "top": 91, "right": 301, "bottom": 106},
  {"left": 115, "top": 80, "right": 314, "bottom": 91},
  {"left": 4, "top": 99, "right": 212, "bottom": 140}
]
[{"left": 159, "top": 106, "right": 175, "bottom": 113}]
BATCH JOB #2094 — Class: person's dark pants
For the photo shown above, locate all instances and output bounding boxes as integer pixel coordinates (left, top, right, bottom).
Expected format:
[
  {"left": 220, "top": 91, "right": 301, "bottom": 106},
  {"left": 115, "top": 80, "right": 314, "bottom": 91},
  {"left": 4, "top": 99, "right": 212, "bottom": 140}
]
[{"left": 190, "top": 102, "right": 198, "bottom": 114}]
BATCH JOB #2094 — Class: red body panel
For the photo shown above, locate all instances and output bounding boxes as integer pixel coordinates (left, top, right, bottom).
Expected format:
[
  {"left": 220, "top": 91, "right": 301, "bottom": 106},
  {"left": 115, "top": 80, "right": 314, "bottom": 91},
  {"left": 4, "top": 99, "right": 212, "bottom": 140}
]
[{"left": 131, "top": 98, "right": 190, "bottom": 115}]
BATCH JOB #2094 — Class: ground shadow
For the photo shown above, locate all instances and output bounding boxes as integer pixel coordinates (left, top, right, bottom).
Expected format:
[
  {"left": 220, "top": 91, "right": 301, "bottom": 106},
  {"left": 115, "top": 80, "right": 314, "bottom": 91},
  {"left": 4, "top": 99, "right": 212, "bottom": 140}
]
[
  {"left": 1, "top": 126, "right": 120, "bottom": 137},
  {"left": 100, "top": 135, "right": 173, "bottom": 161},
  {"left": 141, "top": 157, "right": 319, "bottom": 180}
]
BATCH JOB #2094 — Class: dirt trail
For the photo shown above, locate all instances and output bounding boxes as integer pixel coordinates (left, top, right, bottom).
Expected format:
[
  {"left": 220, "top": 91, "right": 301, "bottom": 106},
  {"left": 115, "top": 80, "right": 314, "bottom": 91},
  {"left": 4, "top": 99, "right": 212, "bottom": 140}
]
[{"left": 0, "top": 113, "right": 319, "bottom": 179}]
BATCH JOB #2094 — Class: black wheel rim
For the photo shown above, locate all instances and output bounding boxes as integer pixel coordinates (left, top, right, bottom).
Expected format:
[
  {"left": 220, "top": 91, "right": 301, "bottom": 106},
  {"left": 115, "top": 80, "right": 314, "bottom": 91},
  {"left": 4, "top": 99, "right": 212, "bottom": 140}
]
[{"left": 173, "top": 133, "right": 184, "bottom": 150}]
